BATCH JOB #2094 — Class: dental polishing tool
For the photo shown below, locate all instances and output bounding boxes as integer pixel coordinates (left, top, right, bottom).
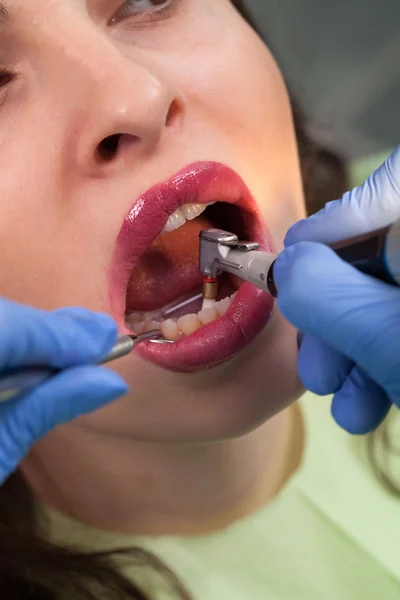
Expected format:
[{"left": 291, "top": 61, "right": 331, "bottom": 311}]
[
  {"left": 0, "top": 330, "right": 170, "bottom": 404},
  {"left": 199, "top": 221, "right": 400, "bottom": 297}
]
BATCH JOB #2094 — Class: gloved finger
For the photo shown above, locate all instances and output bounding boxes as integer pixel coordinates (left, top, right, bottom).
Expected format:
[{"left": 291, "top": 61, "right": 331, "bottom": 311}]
[
  {"left": 298, "top": 334, "right": 352, "bottom": 396},
  {"left": 275, "top": 242, "right": 400, "bottom": 392},
  {"left": 285, "top": 145, "right": 400, "bottom": 246},
  {"left": 0, "top": 300, "right": 118, "bottom": 371},
  {"left": 331, "top": 365, "right": 391, "bottom": 434},
  {"left": 0, "top": 365, "right": 128, "bottom": 481}
]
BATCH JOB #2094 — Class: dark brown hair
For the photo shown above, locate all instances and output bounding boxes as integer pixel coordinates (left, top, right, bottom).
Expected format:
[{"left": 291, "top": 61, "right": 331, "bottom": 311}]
[{"left": 0, "top": 2, "right": 349, "bottom": 599}]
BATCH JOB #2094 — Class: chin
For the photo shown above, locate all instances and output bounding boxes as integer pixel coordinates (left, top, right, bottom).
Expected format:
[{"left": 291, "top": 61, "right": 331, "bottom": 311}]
[{"left": 77, "top": 311, "right": 302, "bottom": 444}]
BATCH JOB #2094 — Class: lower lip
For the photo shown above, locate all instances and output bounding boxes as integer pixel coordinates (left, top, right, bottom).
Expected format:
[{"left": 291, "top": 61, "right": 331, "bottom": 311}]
[{"left": 135, "top": 282, "right": 275, "bottom": 373}]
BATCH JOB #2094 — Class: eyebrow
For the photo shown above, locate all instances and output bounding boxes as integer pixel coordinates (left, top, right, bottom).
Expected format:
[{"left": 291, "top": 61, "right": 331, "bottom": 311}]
[{"left": 0, "top": 2, "right": 10, "bottom": 25}]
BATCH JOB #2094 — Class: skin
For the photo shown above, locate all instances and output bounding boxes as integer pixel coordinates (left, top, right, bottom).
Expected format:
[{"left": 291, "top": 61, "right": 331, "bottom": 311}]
[{"left": 1, "top": 0, "right": 306, "bottom": 534}]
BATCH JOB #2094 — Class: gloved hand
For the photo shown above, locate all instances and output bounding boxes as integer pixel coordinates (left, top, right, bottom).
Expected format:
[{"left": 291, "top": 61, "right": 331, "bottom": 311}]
[
  {"left": 274, "top": 145, "right": 400, "bottom": 434},
  {"left": 0, "top": 301, "right": 128, "bottom": 484}
]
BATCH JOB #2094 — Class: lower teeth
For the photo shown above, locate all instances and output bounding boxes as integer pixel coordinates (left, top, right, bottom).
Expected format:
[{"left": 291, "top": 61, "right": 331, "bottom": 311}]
[{"left": 125, "top": 294, "right": 236, "bottom": 341}]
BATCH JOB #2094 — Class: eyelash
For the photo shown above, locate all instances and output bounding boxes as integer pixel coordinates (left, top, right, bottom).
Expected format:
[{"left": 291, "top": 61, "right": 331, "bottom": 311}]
[
  {"left": 0, "top": 70, "right": 13, "bottom": 88},
  {"left": 114, "top": 0, "right": 179, "bottom": 24}
]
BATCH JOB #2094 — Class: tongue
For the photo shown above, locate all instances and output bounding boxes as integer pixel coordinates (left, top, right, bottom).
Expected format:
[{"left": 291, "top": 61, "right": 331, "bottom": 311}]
[{"left": 126, "top": 215, "right": 211, "bottom": 312}]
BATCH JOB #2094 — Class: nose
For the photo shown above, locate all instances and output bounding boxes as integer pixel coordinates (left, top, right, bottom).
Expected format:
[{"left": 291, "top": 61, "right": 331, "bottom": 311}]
[{"left": 65, "top": 45, "right": 183, "bottom": 176}]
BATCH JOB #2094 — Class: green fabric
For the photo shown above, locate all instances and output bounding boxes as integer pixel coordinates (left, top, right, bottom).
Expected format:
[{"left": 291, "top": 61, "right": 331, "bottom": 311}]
[
  {"left": 45, "top": 392, "right": 400, "bottom": 599},
  {"left": 350, "top": 149, "right": 393, "bottom": 187}
]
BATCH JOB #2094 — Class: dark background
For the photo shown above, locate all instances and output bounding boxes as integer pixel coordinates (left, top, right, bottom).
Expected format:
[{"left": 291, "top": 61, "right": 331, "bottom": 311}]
[{"left": 245, "top": 0, "right": 400, "bottom": 158}]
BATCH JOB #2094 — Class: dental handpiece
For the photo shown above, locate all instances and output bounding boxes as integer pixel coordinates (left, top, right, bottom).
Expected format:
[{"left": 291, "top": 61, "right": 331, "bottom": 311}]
[
  {"left": 199, "top": 221, "right": 400, "bottom": 297},
  {"left": 0, "top": 330, "right": 166, "bottom": 404}
]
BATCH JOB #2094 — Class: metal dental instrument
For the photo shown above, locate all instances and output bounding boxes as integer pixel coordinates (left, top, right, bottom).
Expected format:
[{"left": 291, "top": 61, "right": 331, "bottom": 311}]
[
  {"left": 199, "top": 228, "right": 274, "bottom": 290},
  {"left": 102, "top": 330, "right": 166, "bottom": 361},
  {"left": 199, "top": 222, "right": 400, "bottom": 297},
  {"left": 0, "top": 330, "right": 166, "bottom": 404},
  {"left": 152, "top": 292, "right": 203, "bottom": 320}
]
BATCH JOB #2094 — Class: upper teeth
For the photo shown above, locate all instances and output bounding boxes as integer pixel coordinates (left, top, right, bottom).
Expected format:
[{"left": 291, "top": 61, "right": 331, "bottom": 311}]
[{"left": 162, "top": 203, "right": 214, "bottom": 233}]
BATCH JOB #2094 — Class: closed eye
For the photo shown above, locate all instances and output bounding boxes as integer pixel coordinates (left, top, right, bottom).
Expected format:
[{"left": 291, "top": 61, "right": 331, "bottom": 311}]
[{"left": 0, "top": 71, "right": 13, "bottom": 87}]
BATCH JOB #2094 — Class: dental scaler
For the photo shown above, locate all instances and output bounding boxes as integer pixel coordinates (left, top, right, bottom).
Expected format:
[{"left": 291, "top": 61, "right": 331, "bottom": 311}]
[{"left": 199, "top": 221, "right": 400, "bottom": 297}]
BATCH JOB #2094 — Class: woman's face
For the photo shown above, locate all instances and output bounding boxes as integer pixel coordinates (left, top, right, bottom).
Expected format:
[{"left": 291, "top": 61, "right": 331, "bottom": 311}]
[{"left": 1, "top": 0, "right": 305, "bottom": 442}]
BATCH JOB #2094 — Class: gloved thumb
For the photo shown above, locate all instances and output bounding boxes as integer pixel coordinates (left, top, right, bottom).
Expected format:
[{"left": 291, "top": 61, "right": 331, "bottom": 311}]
[
  {"left": 274, "top": 241, "right": 400, "bottom": 395},
  {"left": 285, "top": 145, "right": 400, "bottom": 246}
]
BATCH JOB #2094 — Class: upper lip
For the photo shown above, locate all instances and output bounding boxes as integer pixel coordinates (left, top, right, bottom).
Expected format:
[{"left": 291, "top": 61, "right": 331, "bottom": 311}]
[{"left": 109, "top": 161, "right": 264, "bottom": 327}]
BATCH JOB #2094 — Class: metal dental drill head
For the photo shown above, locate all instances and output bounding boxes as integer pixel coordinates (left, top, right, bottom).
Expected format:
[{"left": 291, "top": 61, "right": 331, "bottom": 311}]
[
  {"left": 199, "top": 229, "right": 278, "bottom": 297},
  {"left": 199, "top": 229, "right": 260, "bottom": 277}
]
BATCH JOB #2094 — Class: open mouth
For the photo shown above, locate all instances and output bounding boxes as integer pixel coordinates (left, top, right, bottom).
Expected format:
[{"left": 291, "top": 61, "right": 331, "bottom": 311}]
[
  {"left": 125, "top": 205, "right": 244, "bottom": 339},
  {"left": 109, "top": 162, "right": 275, "bottom": 373}
]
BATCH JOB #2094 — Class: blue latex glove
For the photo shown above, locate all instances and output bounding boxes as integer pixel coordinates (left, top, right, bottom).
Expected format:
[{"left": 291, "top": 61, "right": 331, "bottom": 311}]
[
  {"left": 0, "top": 301, "right": 129, "bottom": 484},
  {"left": 274, "top": 145, "right": 400, "bottom": 434}
]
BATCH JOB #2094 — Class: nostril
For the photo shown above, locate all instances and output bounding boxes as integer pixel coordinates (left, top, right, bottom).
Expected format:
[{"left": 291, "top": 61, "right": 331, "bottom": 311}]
[
  {"left": 97, "top": 134, "right": 122, "bottom": 162},
  {"left": 165, "top": 99, "right": 181, "bottom": 128}
]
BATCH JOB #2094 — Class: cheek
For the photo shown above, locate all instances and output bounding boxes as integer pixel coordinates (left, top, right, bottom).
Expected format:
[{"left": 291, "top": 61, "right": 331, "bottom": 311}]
[
  {"left": 0, "top": 145, "right": 108, "bottom": 311},
  {"left": 220, "top": 51, "right": 305, "bottom": 249},
  {"left": 0, "top": 152, "right": 54, "bottom": 305},
  {"left": 0, "top": 86, "right": 121, "bottom": 311},
  {"left": 178, "top": 19, "right": 305, "bottom": 249}
]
